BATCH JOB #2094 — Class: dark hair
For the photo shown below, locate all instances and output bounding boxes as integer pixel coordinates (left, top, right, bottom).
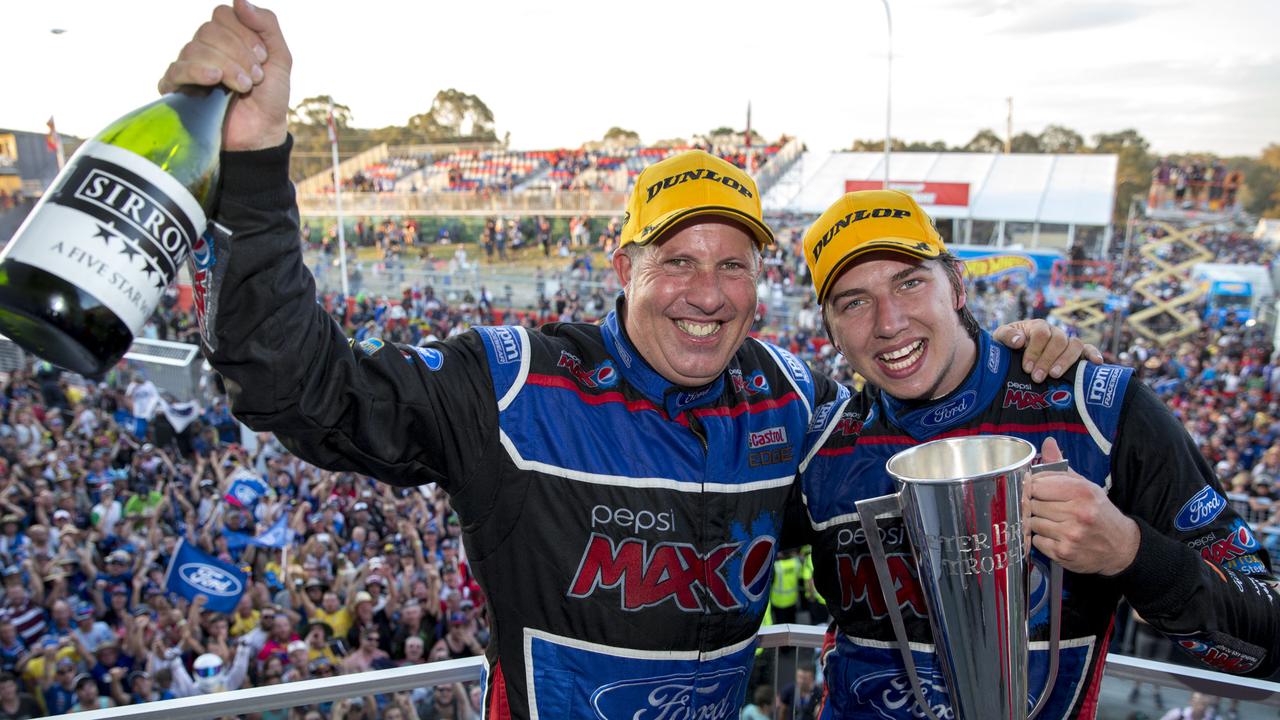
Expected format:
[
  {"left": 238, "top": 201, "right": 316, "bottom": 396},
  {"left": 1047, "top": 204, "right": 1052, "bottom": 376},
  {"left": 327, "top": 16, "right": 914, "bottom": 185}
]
[
  {"left": 753, "top": 684, "right": 774, "bottom": 706},
  {"left": 935, "top": 252, "right": 981, "bottom": 339},
  {"left": 819, "top": 251, "right": 979, "bottom": 342}
]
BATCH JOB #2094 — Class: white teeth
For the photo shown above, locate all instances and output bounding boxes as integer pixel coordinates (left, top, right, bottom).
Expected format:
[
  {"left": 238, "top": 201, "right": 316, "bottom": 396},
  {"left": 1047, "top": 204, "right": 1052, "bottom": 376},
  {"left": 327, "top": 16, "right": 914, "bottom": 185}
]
[
  {"left": 879, "top": 340, "right": 924, "bottom": 370},
  {"left": 676, "top": 320, "right": 720, "bottom": 337}
]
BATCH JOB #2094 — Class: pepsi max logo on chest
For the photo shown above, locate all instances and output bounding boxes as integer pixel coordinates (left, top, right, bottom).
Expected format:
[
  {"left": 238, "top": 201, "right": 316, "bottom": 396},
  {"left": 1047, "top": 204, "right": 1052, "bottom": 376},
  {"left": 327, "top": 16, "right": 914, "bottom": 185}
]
[
  {"left": 569, "top": 533, "right": 775, "bottom": 612},
  {"left": 591, "top": 504, "right": 675, "bottom": 534},
  {"left": 835, "top": 412, "right": 865, "bottom": 437},
  {"left": 834, "top": 552, "right": 926, "bottom": 618},
  {"left": 730, "top": 368, "right": 770, "bottom": 396},
  {"left": 558, "top": 351, "right": 617, "bottom": 388},
  {"left": 1174, "top": 486, "right": 1226, "bottom": 531},
  {"left": 1002, "top": 383, "right": 1072, "bottom": 411}
]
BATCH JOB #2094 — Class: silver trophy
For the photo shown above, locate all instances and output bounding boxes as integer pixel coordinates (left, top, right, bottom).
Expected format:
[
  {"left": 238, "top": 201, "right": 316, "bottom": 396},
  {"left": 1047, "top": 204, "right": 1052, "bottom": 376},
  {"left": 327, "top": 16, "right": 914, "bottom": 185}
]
[{"left": 854, "top": 435, "right": 1063, "bottom": 720}]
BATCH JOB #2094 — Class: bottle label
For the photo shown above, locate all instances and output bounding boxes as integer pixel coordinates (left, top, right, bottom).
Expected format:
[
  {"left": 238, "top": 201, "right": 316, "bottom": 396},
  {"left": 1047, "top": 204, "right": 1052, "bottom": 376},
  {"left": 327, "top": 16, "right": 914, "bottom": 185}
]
[{"left": 3, "top": 141, "right": 205, "bottom": 332}]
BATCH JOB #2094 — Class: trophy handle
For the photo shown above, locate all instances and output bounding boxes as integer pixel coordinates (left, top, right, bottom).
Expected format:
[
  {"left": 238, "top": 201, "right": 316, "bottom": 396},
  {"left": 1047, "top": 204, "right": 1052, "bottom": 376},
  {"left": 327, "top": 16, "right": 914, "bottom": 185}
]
[
  {"left": 855, "top": 493, "right": 943, "bottom": 720},
  {"left": 1027, "top": 459, "right": 1068, "bottom": 720}
]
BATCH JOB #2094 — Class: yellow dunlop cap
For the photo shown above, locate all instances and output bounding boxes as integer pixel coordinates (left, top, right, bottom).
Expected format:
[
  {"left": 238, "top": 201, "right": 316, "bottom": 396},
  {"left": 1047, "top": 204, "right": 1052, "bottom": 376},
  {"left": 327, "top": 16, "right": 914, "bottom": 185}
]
[
  {"left": 619, "top": 149, "right": 774, "bottom": 250},
  {"left": 803, "top": 189, "right": 946, "bottom": 303}
]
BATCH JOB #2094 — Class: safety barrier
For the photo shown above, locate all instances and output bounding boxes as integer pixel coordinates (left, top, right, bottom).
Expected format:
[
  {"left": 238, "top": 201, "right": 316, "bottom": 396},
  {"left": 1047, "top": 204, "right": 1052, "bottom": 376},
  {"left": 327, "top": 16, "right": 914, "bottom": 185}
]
[{"left": 58, "top": 625, "right": 1280, "bottom": 719}]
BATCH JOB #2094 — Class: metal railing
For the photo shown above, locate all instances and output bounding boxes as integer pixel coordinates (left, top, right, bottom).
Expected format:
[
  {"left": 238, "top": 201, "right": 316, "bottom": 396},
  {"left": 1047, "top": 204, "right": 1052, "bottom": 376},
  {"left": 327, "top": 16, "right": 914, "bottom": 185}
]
[
  {"left": 123, "top": 338, "right": 205, "bottom": 401},
  {"left": 57, "top": 624, "right": 1280, "bottom": 719},
  {"left": 297, "top": 189, "right": 630, "bottom": 217}
]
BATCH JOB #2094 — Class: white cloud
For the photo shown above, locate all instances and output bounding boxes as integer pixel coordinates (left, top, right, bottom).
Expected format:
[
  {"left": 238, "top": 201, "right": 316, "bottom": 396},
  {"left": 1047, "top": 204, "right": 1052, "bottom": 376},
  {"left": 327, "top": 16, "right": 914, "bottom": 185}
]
[{"left": 3, "top": 0, "right": 1277, "bottom": 157}]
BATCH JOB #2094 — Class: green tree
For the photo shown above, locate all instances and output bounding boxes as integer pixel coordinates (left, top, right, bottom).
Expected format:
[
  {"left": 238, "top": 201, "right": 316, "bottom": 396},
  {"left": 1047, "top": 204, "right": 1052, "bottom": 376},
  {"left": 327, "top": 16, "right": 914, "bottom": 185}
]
[
  {"left": 603, "top": 127, "right": 641, "bottom": 144},
  {"left": 1092, "top": 129, "right": 1154, "bottom": 222},
  {"left": 288, "top": 95, "right": 353, "bottom": 129},
  {"left": 286, "top": 96, "right": 365, "bottom": 182},
  {"left": 1092, "top": 129, "right": 1150, "bottom": 154},
  {"left": 406, "top": 89, "right": 497, "bottom": 142},
  {"left": 902, "top": 140, "right": 950, "bottom": 152},
  {"left": 1235, "top": 144, "right": 1280, "bottom": 218},
  {"left": 1009, "top": 132, "right": 1042, "bottom": 153},
  {"left": 848, "top": 138, "right": 950, "bottom": 152},
  {"left": 964, "top": 129, "right": 1004, "bottom": 153},
  {"left": 1038, "top": 125, "right": 1085, "bottom": 154}
]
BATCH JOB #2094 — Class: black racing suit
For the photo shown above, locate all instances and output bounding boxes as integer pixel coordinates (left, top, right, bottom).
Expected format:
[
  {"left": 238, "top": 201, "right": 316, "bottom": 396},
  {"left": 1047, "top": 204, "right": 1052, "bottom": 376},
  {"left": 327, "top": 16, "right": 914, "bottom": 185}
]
[
  {"left": 199, "top": 141, "right": 845, "bottom": 719},
  {"left": 798, "top": 331, "right": 1279, "bottom": 719}
]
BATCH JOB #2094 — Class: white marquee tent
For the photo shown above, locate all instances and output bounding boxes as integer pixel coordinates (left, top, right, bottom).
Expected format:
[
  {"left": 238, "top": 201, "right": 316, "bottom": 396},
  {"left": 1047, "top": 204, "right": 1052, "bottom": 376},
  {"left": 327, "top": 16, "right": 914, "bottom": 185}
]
[{"left": 766, "top": 151, "right": 1119, "bottom": 250}]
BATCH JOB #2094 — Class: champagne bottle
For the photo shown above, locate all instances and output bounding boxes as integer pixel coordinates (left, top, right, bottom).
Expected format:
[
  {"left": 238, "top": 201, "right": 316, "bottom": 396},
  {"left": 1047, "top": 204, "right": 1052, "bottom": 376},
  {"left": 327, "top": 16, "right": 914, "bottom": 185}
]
[{"left": 0, "top": 86, "right": 232, "bottom": 377}]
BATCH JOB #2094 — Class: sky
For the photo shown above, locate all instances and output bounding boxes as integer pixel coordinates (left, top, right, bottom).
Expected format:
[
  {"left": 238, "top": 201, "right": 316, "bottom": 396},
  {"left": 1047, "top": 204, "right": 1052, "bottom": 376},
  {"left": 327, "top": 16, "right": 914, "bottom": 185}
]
[{"left": 5, "top": 0, "right": 1279, "bottom": 159}]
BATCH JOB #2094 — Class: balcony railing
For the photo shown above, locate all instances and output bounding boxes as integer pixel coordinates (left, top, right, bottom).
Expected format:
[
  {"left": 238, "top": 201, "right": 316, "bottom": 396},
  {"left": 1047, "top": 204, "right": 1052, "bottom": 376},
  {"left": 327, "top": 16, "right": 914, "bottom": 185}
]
[
  {"left": 296, "top": 189, "right": 630, "bottom": 217},
  {"left": 57, "top": 624, "right": 1280, "bottom": 719}
]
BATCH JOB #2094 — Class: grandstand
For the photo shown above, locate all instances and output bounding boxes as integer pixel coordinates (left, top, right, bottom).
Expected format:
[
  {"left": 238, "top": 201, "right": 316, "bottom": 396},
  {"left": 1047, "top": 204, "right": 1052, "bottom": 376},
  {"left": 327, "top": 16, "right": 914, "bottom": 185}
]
[{"left": 294, "top": 136, "right": 800, "bottom": 217}]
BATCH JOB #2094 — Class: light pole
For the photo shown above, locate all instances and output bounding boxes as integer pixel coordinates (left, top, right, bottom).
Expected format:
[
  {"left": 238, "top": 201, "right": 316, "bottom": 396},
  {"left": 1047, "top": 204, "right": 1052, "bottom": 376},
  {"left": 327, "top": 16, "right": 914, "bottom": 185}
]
[
  {"left": 1109, "top": 197, "right": 1140, "bottom": 357},
  {"left": 880, "top": 0, "right": 892, "bottom": 189}
]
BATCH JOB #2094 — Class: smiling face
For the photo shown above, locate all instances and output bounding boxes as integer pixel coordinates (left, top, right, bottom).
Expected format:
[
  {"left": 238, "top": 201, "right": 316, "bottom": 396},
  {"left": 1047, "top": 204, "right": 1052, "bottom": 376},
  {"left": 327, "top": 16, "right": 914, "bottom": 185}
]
[
  {"left": 613, "top": 218, "right": 759, "bottom": 388},
  {"left": 823, "top": 251, "right": 977, "bottom": 401}
]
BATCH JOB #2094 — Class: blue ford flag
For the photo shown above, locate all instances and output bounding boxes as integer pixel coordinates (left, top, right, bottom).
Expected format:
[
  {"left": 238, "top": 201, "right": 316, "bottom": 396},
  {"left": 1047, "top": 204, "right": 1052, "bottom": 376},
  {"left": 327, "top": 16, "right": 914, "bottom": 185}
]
[
  {"left": 225, "top": 473, "right": 270, "bottom": 510},
  {"left": 254, "top": 513, "right": 295, "bottom": 549},
  {"left": 164, "top": 539, "right": 247, "bottom": 612},
  {"left": 223, "top": 513, "right": 294, "bottom": 551}
]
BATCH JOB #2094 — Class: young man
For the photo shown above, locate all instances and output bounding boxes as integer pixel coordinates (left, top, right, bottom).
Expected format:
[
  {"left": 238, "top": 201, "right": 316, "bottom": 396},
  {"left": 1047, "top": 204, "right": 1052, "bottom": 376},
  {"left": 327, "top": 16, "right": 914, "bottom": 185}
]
[
  {"left": 158, "top": 4, "right": 1086, "bottom": 716},
  {"left": 798, "top": 190, "right": 1280, "bottom": 718}
]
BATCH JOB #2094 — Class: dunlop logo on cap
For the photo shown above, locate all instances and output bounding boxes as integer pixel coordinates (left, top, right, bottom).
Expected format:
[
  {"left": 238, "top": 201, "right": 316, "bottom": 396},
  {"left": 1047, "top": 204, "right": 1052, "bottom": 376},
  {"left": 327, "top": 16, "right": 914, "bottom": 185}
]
[
  {"left": 645, "top": 168, "right": 755, "bottom": 204},
  {"left": 811, "top": 207, "right": 913, "bottom": 263}
]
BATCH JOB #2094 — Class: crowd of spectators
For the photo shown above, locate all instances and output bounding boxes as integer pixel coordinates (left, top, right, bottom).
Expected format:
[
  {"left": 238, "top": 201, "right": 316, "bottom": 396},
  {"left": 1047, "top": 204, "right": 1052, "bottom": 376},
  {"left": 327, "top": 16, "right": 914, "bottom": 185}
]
[
  {"left": 1149, "top": 158, "right": 1245, "bottom": 214},
  {"left": 324, "top": 141, "right": 784, "bottom": 197},
  {"left": 0, "top": 190, "right": 26, "bottom": 214},
  {"left": 0, "top": 208, "right": 1274, "bottom": 717},
  {"left": 0, "top": 356, "right": 495, "bottom": 718}
]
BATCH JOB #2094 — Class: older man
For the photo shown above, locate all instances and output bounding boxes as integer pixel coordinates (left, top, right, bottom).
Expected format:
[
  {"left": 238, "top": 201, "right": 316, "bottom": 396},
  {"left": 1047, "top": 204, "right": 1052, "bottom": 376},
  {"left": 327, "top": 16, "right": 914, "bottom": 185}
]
[
  {"left": 797, "top": 190, "right": 1279, "bottom": 718},
  {"left": 159, "top": 3, "right": 1085, "bottom": 716}
]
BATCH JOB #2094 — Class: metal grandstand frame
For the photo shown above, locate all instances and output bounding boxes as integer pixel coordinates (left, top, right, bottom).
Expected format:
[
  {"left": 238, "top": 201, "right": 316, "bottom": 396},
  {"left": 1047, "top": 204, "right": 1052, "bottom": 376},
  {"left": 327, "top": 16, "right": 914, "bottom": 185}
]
[
  {"left": 123, "top": 338, "right": 205, "bottom": 401},
  {"left": 54, "top": 625, "right": 1280, "bottom": 719},
  {"left": 0, "top": 335, "right": 205, "bottom": 400}
]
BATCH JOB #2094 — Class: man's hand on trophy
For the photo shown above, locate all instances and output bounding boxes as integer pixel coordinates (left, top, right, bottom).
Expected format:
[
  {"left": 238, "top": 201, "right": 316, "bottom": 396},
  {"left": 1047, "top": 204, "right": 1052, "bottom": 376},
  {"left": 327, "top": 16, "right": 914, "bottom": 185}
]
[{"left": 1026, "top": 438, "right": 1140, "bottom": 576}]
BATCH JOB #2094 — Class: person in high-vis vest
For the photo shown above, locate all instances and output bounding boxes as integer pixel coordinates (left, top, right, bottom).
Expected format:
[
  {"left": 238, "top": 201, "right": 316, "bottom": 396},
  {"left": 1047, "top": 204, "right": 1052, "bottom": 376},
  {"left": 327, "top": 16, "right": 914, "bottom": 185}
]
[
  {"left": 771, "top": 551, "right": 802, "bottom": 625},
  {"left": 801, "top": 547, "right": 828, "bottom": 625}
]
